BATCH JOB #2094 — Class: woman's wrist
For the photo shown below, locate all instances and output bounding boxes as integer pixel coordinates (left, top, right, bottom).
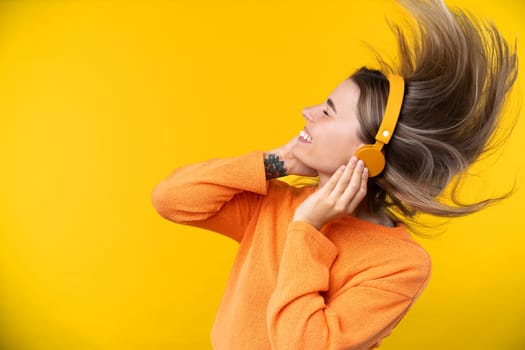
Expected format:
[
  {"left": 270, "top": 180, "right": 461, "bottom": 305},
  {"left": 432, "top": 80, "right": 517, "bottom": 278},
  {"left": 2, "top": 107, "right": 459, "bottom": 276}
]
[
  {"left": 263, "top": 152, "right": 288, "bottom": 179},
  {"left": 292, "top": 214, "right": 324, "bottom": 231},
  {"left": 264, "top": 140, "right": 318, "bottom": 178}
]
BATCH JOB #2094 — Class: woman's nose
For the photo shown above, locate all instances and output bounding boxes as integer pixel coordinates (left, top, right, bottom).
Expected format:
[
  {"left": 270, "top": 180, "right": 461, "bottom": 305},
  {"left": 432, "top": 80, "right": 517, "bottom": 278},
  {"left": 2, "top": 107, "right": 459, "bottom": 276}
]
[
  {"left": 302, "top": 109, "right": 313, "bottom": 122},
  {"left": 302, "top": 106, "right": 318, "bottom": 122}
]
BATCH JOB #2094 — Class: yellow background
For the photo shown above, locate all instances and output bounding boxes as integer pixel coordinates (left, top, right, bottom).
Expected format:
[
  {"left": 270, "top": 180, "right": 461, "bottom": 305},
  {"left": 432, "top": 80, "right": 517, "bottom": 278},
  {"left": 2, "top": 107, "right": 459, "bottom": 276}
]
[{"left": 1, "top": 0, "right": 524, "bottom": 349}]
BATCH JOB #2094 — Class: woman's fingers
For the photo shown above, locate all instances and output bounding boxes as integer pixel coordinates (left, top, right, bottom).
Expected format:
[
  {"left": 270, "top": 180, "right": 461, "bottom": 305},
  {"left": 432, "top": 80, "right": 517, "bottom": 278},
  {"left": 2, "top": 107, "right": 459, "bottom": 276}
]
[
  {"left": 328, "top": 157, "right": 358, "bottom": 200},
  {"left": 322, "top": 163, "right": 347, "bottom": 194},
  {"left": 294, "top": 158, "right": 369, "bottom": 229},
  {"left": 340, "top": 161, "right": 368, "bottom": 211}
]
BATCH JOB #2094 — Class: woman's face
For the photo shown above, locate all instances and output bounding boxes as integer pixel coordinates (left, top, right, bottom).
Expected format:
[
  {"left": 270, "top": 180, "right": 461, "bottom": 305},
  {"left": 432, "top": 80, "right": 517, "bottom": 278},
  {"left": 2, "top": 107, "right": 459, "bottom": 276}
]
[{"left": 292, "top": 78, "right": 365, "bottom": 177}]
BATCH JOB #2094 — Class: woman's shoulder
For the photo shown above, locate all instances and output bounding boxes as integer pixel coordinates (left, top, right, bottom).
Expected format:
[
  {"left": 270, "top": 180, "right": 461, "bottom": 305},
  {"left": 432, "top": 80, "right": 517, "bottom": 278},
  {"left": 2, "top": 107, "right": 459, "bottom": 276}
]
[{"left": 328, "top": 217, "right": 432, "bottom": 290}]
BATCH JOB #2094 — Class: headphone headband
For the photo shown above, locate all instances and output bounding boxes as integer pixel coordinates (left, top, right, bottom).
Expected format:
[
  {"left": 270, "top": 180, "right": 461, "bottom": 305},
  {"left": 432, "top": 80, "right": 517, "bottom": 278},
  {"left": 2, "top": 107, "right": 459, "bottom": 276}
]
[
  {"left": 375, "top": 74, "right": 405, "bottom": 146},
  {"left": 354, "top": 73, "right": 405, "bottom": 177}
]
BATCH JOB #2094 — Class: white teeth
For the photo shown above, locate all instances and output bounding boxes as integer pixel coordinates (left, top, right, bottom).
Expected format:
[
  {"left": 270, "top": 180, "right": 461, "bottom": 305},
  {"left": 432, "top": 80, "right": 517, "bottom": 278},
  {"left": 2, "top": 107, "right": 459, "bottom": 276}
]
[{"left": 300, "top": 130, "right": 313, "bottom": 143}]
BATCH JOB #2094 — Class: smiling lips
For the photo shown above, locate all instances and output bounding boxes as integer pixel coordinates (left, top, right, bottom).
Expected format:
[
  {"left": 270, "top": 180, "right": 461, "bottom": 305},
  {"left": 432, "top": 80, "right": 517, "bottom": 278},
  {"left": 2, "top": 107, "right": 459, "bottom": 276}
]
[{"left": 298, "top": 129, "right": 313, "bottom": 143}]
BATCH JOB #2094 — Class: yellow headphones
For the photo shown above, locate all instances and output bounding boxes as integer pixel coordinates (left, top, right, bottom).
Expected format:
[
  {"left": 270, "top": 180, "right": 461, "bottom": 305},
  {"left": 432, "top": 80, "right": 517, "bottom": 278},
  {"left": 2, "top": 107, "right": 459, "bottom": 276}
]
[{"left": 354, "top": 74, "right": 405, "bottom": 177}]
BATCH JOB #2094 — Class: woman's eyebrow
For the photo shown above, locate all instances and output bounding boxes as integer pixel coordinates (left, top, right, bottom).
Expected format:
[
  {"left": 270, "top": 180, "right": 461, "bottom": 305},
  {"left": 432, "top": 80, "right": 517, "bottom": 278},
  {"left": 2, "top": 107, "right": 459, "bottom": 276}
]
[{"left": 327, "top": 98, "right": 337, "bottom": 113}]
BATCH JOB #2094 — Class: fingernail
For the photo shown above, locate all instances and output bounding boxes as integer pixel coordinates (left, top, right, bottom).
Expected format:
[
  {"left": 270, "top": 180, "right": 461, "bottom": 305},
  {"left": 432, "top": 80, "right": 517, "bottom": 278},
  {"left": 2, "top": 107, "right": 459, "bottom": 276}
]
[
  {"left": 357, "top": 160, "right": 364, "bottom": 169},
  {"left": 363, "top": 168, "right": 369, "bottom": 176}
]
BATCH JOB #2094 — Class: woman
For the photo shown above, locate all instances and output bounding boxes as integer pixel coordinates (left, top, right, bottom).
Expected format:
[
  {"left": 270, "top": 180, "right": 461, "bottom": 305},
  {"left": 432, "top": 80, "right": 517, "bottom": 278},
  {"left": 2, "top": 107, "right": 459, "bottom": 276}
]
[{"left": 151, "top": 0, "right": 517, "bottom": 348}]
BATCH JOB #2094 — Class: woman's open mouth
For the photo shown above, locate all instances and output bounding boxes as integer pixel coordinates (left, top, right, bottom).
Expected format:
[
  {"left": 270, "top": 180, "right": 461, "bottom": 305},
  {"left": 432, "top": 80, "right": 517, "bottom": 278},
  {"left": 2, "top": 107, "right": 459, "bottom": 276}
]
[{"left": 298, "top": 129, "right": 313, "bottom": 143}]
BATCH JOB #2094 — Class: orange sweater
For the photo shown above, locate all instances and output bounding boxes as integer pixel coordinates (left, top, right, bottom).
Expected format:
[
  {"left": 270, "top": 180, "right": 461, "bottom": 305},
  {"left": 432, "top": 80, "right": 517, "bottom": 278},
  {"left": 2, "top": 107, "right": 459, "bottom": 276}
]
[{"left": 151, "top": 151, "right": 431, "bottom": 350}]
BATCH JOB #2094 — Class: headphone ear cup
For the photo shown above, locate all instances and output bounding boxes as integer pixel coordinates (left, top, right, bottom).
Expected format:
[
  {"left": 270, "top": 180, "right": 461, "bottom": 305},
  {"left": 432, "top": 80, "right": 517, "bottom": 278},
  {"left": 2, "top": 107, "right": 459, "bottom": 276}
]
[{"left": 354, "top": 145, "right": 386, "bottom": 177}]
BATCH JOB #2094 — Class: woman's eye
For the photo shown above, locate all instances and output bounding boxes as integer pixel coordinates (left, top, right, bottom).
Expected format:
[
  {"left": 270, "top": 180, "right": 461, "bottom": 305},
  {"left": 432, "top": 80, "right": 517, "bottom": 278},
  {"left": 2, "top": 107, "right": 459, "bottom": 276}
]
[{"left": 322, "top": 110, "right": 329, "bottom": 117}]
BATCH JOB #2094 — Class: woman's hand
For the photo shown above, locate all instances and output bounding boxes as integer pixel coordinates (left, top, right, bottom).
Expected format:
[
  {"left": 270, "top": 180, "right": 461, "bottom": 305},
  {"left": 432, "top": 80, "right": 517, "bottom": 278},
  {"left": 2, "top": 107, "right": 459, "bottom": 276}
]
[
  {"left": 292, "top": 157, "right": 368, "bottom": 230},
  {"left": 265, "top": 137, "right": 318, "bottom": 178}
]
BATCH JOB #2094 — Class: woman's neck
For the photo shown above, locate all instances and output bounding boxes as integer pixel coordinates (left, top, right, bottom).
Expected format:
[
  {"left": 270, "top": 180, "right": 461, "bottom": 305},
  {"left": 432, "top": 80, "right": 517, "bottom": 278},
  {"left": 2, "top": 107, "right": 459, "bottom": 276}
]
[{"left": 354, "top": 200, "right": 394, "bottom": 228}]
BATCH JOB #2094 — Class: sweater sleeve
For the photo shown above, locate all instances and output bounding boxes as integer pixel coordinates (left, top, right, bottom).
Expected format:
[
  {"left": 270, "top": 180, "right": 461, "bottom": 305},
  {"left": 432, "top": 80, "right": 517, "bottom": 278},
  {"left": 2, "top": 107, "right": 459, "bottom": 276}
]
[
  {"left": 266, "top": 221, "right": 431, "bottom": 350},
  {"left": 151, "top": 151, "right": 267, "bottom": 242}
]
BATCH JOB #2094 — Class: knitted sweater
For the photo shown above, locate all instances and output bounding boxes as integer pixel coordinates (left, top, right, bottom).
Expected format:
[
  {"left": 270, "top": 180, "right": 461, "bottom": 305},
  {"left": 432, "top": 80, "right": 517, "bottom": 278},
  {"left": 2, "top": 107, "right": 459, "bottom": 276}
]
[{"left": 151, "top": 151, "right": 432, "bottom": 350}]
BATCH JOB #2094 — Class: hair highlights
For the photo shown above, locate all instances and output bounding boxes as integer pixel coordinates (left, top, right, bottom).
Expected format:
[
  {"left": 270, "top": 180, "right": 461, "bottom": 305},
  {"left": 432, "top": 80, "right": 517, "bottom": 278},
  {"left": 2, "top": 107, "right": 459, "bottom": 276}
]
[{"left": 350, "top": 0, "right": 518, "bottom": 231}]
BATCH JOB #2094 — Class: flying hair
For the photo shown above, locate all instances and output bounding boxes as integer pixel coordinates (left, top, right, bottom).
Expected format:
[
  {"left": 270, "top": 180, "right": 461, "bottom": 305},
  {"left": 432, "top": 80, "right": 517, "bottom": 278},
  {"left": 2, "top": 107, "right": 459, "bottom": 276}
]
[{"left": 349, "top": 0, "right": 519, "bottom": 233}]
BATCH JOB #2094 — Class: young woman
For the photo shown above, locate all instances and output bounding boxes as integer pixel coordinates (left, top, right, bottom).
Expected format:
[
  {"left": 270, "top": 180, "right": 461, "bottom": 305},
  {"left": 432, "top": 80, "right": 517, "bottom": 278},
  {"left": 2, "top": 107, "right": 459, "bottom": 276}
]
[{"left": 151, "top": 0, "right": 517, "bottom": 349}]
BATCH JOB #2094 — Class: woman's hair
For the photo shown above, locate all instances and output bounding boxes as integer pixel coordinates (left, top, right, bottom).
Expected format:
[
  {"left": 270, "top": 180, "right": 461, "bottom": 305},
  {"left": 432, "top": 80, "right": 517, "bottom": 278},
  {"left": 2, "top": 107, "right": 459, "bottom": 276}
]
[{"left": 350, "top": 0, "right": 518, "bottom": 230}]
